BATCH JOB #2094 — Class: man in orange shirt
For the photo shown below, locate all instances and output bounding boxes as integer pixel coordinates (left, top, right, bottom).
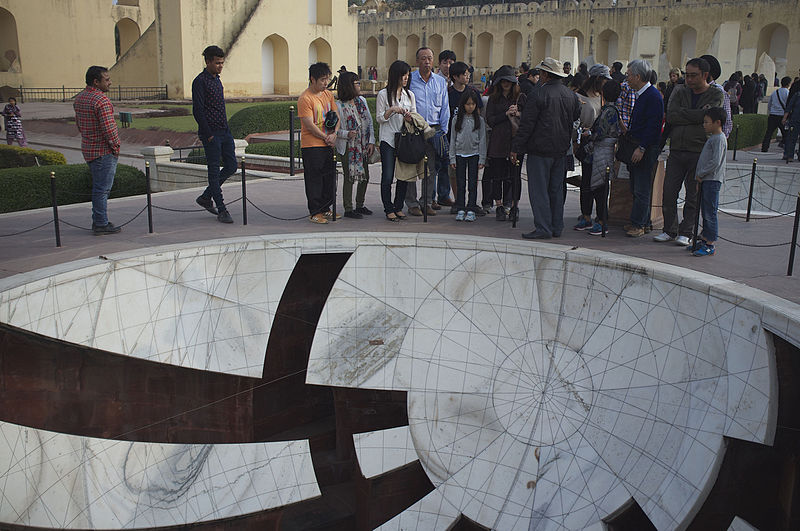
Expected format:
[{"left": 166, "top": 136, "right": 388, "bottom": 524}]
[{"left": 298, "top": 62, "right": 340, "bottom": 224}]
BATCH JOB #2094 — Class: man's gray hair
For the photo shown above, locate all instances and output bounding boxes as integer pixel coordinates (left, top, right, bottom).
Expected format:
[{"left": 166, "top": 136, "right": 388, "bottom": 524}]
[{"left": 627, "top": 59, "right": 651, "bottom": 82}]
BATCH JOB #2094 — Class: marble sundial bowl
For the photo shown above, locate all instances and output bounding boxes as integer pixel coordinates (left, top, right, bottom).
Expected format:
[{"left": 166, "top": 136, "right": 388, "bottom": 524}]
[{"left": 0, "top": 233, "right": 796, "bottom": 530}]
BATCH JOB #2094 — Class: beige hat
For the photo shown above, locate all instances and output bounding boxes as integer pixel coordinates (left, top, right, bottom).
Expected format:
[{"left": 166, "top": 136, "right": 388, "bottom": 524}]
[{"left": 538, "top": 57, "right": 567, "bottom": 78}]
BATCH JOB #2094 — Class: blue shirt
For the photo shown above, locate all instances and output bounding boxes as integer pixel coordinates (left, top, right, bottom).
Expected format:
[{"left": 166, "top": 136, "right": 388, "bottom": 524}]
[
  {"left": 192, "top": 70, "right": 228, "bottom": 139},
  {"left": 410, "top": 70, "right": 450, "bottom": 133}
]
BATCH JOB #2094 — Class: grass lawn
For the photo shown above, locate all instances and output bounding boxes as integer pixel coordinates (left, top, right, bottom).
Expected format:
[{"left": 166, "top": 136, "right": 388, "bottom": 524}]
[{"left": 113, "top": 102, "right": 261, "bottom": 133}]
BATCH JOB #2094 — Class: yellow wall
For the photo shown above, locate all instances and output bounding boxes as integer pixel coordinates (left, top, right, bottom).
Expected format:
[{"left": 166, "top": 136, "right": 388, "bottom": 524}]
[{"left": 0, "top": 0, "right": 155, "bottom": 89}]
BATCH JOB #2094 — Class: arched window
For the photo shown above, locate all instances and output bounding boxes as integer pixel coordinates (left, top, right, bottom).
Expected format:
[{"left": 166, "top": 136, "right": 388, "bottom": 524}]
[
  {"left": 406, "top": 34, "right": 420, "bottom": 65},
  {"left": 309, "top": 38, "right": 332, "bottom": 66},
  {"left": 115, "top": 18, "right": 141, "bottom": 59},
  {"left": 669, "top": 25, "right": 697, "bottom": 70},
  {"left": 565, "top": 29, "right": 584, "bottom": 61},
  {"left": 597, "top": 29, "right": 619, "bottom": 66},
  {"left": 503, "top": 31, "right": 523, "bottom": 67},
  {"left": 262, "top": 34, "right": 289, "bottom": 95},
  {"left": 533, "top": 29, "right": 552, "bottom": 64},
  {"left": 451, "top": 33, "right": 467, "bottom": 64},
  {"left": 476, "top": 32, "right": 493, "bottom": 71},
  {"left": 0, "top": 8, "right": 21, "bottom": 73},
  {"left": 385, "top": 35, "right": 398, "bottom": 66},
  {"left": 758, "top": 23, "right": 789, "bottom": 77},
  {"left": 365, "top": 37, "right": 378, "bottom": 74},
  {"left": 428, "top": 34, "right": 443, "bottom": 61}
]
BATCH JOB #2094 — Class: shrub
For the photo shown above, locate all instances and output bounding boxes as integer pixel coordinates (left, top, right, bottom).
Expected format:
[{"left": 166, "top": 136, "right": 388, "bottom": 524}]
[
  {"left": 228, "top": 97, "right": 378, "bottom": 140},
  {"left": 0, "top": 144, "right": 67, "bottom": 168},
  {"left": 0, "top": 163, "right": 145, "bottom": 213},
  {"left": 245, "top": 141, "right": 301, "bottom": 158},
  {"left": 728, "top": 114, "right": 768, "bottom": 150}
]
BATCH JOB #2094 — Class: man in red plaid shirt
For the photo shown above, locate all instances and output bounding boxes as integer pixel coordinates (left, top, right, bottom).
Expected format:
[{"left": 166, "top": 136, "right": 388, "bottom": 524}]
[{"left": 74, "top": 66, "right": 122, "bottom": 235}]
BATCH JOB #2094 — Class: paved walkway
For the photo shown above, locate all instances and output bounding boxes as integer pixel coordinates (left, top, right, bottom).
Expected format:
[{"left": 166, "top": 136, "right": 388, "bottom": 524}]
[{"left": 4, "top": 111, "right": 800, "bottom": 305}]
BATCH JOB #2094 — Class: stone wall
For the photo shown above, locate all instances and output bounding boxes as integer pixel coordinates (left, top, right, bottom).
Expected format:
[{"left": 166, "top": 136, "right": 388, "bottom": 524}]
[{"left": 358, "top": 0, "right": 799, "bottom": 83}]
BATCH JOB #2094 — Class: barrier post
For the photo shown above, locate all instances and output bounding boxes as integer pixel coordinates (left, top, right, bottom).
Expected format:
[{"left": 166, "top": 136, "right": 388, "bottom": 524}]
[
  {"left": 62, "top": 85, "right": 66, "bottom": 102},
  {"left": 423, "top": 155, "right": 428, "bottom": 223},
  {"left": 289, "top": 106, "right": 295, "bottom": 176},
  {"left": 241, "top": 156, "right": 248, "bottom": 225},
  {"left": 691, "top": 184, "right": 704, "bottom": 252},
  {"left": 145, "top": 162, "right": 154, "bottom": 233},
  {"left": 50, "top": 171, "right": 61, "bottom": 247},
  {"left": 732, "top": 125, "right": 739, "bottom": 161},
  {"left": 603, "top": 166, "right": 611, "bottom": 238},
  {"left": 331, "top": 151, "right": 338, "bottom": 222},
  {"left": 746, "top": 157, "right": 757, "bottom": 222},
  {"left": 511, "top": 158, "right": 521, "bottom": 228},
  {"left": 788, "top": 193, "right": 800, "bottom": 276}
]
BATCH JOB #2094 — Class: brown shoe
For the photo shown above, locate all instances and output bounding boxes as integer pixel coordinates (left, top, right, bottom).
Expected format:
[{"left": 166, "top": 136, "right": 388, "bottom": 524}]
[
  {"left": 323, "top": 210, "right": 342, "bottom": 220},
  {"left": 626, "top": 226, "right": 645, "bottom": 237},
  {"left": 438, "top": 197, "right": 454, "bottom": 206},
  {"left": 431, "top": 201, "right": 442, "bottom": 210},
  {"left": 408, "top": 206, "right": 423, "bottom": 216},
  {"left": 310, "top": 213, "right": 328, "bottom": 224},
  {"left": 425, "top": 205, "right": 437, "bottom": 215}
]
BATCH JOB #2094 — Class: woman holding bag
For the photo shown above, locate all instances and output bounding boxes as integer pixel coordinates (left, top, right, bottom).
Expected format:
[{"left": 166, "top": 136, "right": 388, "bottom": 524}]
[
  {"left": 376, "top": 60, "right": 416, "bottom": 222},
  {"left": 336, "top": 72, "right": 376, "bottom": 219}
]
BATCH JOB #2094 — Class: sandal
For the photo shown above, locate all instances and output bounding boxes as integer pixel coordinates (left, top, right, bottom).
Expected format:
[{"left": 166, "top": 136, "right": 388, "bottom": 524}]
[
  {"left": 386, "top": 212, "right": 400, "bottom": 222},
  {"left": 395, "top": 211, "right": 407, "bottom": 220}
]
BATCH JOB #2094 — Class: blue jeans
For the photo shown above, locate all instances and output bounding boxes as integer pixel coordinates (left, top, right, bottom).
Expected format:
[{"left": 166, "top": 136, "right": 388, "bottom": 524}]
[
  {"left": 527, "top": 154, "right": 566, "bottom": 236},
  {"left": 455, "top": 155, "right": 479, "bottom": 210},
  {"left": 627, "top": 146, "right": 659, "bottom": 228},
  {"left": 88, "top": 153, "right": 118, "bottom": 226},
  {"left": 380, "top": 141, "right": 408, "bottom": 214},
  {"left": 200, "top": 129, "right": 237, "bottom": 211},
  {"left": 700, "top": 180, "right": 721, "bottom": 243}
]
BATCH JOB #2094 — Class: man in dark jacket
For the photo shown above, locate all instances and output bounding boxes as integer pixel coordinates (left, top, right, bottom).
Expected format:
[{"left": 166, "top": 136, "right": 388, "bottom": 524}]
[
  {"left": 511, "top": 57, "right": 580, "bottom": 239},
  {"left": 624, "top": 59, "right": 664, "bottom": 237},
  {"left": 654, "top": 57, "right": 723, "bottom": 245}
]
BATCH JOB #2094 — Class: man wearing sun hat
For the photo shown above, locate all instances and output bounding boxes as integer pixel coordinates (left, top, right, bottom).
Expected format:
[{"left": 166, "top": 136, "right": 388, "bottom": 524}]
[{"left": 511, "top": 57, "right": 581, "bottom": 239}]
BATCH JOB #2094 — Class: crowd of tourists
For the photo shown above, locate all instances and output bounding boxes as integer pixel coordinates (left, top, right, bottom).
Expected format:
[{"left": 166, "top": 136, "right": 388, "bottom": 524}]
[{"left": 66, "top": 43, "right": 800, "bottom": 252}]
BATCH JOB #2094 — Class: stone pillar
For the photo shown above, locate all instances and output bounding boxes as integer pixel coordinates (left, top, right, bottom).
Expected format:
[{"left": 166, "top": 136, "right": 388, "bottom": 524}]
[
  {"left": 560, "top": 36, "right": 578, "bottom": 71},
  {"left": 141, "top": 146, "right": 174, "bottom": 193},
  {"left": 709, "top": 22, "right": 741, "bottom": 81},
  {"left": 629, "top": 26, "right": 662, "bottom": 74},
  {"left": 234, "top": 139, "right": 248, "bottom": 159}
]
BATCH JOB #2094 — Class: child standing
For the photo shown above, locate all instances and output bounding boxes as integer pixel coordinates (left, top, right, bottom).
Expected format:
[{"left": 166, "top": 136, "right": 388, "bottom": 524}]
[
  {"left": 449, "top": 92, "right": 487, "bottom": 222},
  {"left": 693, "top": 107, "right": 727, "bottom": 256}
]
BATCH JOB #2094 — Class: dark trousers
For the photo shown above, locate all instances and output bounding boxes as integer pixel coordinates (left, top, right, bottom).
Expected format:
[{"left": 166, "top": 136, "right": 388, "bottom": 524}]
[
  {"left": 785, "top": 123, "right": 800, "bottom": 160},
  {"left": 302, "top": 146, "right": 336, "bottom": 215},
  {"left": 592, "top": 183, "right": 609, "bottom": 224},
  {"left": 579, "top": 160, "right": 594, "bottom": 217},
  {"left": 762, "top": 114, "right": 787, "bottom": 151},
  {"left": 527, "top": 154, "right": 566, "bottom": 236},
  {"left": 201, "top": 129, "right": 237, "bottom": 211},
  {"left": 627, "top": 146, "right": 659, "bottom": 229},
  {"left": 380, "top": 141, "right": 409, "bottom": 214},
  {"left": 485, "top": 156, "right": 517, "bottom": 207},
  {"left": 663, "top": 149, "right": 700, "bottom": 238},
  {"left": 338, "top": 153, "right": 369, "bottom": 211},
  {"left": 455, "top": 155, "right": 479, "bottom": 210}
]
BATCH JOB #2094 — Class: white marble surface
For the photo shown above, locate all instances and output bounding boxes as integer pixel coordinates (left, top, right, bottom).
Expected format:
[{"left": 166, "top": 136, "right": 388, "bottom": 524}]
[
  {"left": 0, "top": 422, "right": 319, "bottom": 529},
  {"left": 0, "top": 233, "right": 795, "bottom": 529}
]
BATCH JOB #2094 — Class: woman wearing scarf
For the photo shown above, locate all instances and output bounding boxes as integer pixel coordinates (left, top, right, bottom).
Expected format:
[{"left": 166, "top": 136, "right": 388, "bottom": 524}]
[
  {"left": 2, "top": 97, "right": 27, "bottom": 147},
  {"left": 336, "top": 71, "right": 376, "bottom": 218}
]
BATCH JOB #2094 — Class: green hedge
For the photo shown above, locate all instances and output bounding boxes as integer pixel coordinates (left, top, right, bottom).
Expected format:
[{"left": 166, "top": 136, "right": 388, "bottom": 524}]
[
  {"left": 228, "top": 97, "right": 378, "bottom": 140},
  {"left": 0, "top": 163, "right": 145, "bottom": 213},
  {"left": 245, "top": 141, "right": 301, "bottom": 158},
  {"left": 0, "top": 144, "right": 67, "bottom": 168},
  {"left": 728, "top": 114, "right": 768, "bottom": 150}
]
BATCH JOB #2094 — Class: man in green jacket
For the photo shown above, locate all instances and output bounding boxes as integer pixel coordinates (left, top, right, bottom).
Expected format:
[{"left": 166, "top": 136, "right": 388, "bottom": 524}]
[{"left": 654, "top": 57, "right": 724, "bottom": 246}]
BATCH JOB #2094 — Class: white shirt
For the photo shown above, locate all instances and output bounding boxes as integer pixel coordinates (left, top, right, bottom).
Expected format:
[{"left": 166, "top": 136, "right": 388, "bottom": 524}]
[
  {"left": 635, "top": 82, "right": 652, "bottom": 97},
  {"left": 376, "top": 88, "right": 416, "bottom": 148}
]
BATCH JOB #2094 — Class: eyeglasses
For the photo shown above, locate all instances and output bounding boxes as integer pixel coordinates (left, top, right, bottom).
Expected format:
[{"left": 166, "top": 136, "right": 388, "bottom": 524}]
[{"left": 354, "top": 81, "right": 361, "bottom": 84}]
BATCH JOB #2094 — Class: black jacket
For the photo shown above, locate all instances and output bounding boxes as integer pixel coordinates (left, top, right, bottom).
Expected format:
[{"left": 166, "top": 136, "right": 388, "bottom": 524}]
[{"left": 511, "top": 79, "right": 580, "bottom": 158}]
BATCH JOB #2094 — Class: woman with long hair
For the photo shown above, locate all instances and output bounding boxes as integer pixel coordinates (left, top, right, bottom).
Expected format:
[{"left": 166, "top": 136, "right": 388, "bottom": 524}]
[
  {"left": 484, "top": 65, "right": 523, "bottom": 220},
  {"left": 574, "top": 64, "right": 610, "bottom": 231},
  {"left": 375, "top": 60, "right": 416, "bottom": 221},
  {"left": 335, "top": 71, "right": 376, "bottom": 219}
]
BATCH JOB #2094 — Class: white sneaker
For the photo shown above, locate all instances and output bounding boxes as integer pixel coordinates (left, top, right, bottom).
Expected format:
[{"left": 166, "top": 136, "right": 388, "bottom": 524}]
[
  {"left": 653, "top": 232, "right": 674, "bottom": 242},
  {"left": 675, "top": 235, "right": 691, "bottom": 246}
]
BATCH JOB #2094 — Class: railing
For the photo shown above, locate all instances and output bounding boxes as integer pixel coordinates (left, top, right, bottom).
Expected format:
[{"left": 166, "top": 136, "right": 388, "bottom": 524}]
[{"left": 17, "top": 85, "right": 168, "bottom": 103}]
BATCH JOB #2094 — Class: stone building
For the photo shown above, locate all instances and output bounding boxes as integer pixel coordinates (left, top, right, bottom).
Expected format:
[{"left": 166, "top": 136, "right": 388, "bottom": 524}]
[
  {"left": 0, "top": 0, "right": 357, "bottom": 98},
  {"left": 356, "top": 0, "right": 798, "bottom": 84}
]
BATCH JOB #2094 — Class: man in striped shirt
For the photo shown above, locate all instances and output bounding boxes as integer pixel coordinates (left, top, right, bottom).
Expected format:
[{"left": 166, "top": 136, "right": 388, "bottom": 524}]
[{"left": 74, "top": 66, "right": 121, "bottom": 235}]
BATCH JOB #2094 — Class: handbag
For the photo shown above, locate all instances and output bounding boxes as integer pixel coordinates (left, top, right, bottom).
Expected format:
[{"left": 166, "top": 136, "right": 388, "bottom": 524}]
[
  {"left": 324, "top": 110, "right": 339, "bottom": 133},
  {"left": 615, "top": 133, "right": 639, "bottom": 165},
  {"left": 574, "top": 138, "right": 593, "bottom": 163},
  {"left": 394, "top": 123, "right": 426, "bottom": 164}
]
